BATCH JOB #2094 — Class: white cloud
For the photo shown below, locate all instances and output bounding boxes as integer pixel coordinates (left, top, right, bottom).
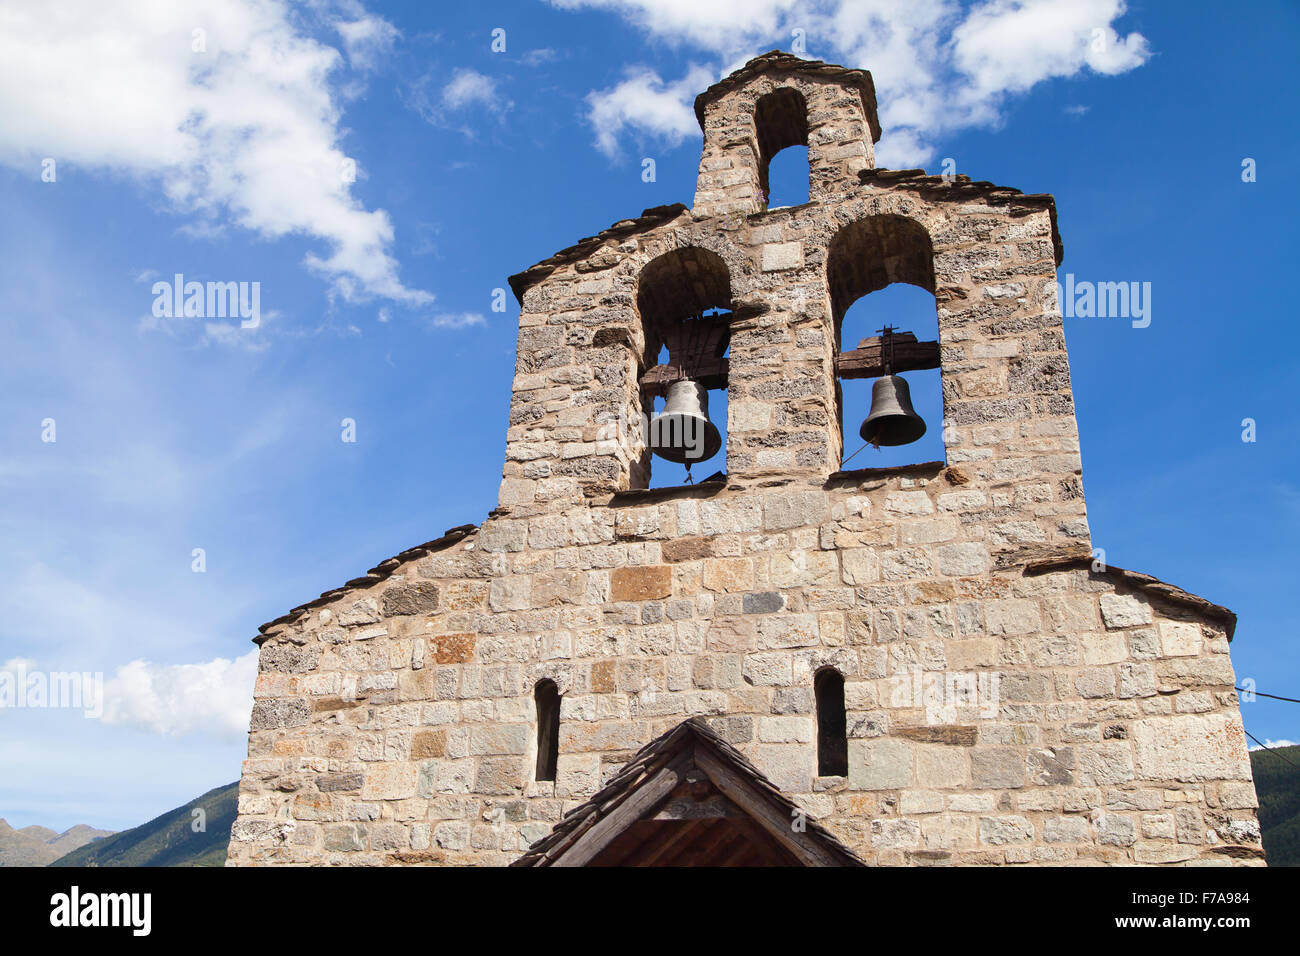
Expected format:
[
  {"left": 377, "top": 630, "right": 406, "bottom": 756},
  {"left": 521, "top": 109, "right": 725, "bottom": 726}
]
[
  {"left": 563, "top": 0, "right": 1152, "bottom": 167},
  {"left": 1250, "top": 739, "right": 1298, "bottom": 751},
  {"left": 405, "top": 68, "right": 512, "bottom": 137},
  {"left": 334, "top": 14, "right": 400, "bottom": 71},
  {"left": 430, "top": 312, "right": 488, "bottom": 329},
  {"left": 442, "top": 69, "right": 510, "bottom": 112},
  {"left": 950, "top": 0, "right": 1149, "bottom": 121},
  {"left": 0, "top": 0, "right": 429, "bottom": 305},
  {"left": 99, "top": 651, "right": 259, "bottom": 741},
  {"left": 586, "top": 66, "right": 716, "bottom": 157}
]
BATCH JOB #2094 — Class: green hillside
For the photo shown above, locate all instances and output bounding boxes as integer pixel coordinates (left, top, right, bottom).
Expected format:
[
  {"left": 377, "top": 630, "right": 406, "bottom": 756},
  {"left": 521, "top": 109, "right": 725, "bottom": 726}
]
[
  {"left": 1252, "top": 745, "right": 1300, "bottom": 867},
  {"left": 50, "top": 781, "right": 237, "bottom": 868}
]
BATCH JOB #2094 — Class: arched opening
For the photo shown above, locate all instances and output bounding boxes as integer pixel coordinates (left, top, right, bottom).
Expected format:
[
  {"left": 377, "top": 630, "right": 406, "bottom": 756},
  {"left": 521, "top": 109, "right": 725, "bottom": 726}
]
[
  {"left": 754, "top": 88, "right": 808, "bottom": 209},
  {"left": 636, "top": 247, "right": 733, "bottom": 489},
  {"left": 840, "top": 289, "right": 944, "bottom": 468},
  {"left": 534, "top": 679, "right": 560, "bottom": 783},
  {"left": 826, "top": 215, "right": 944, "bottom": 470},
  {"left": 814, "top": 668, "right": 848, "bottom": 777},
  {"left": 765, "top": 146, "right": 809, "bottom": 208}
]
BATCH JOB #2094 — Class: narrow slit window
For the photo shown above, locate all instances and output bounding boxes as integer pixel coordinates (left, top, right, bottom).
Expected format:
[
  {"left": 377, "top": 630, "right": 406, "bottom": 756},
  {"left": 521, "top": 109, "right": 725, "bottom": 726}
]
[
  {"left": 815, "top": 668, "right": 848, "bottom": 777},
  {"left": 534, "top": 679, "right": 560, "bottom": 782}
]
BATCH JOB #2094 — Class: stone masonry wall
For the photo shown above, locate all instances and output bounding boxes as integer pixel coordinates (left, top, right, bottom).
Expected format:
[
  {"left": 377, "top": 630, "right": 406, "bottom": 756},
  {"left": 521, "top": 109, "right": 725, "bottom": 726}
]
[
  {"left": 228, "top": 56, "right": 1261, "bottom": 867},
  {"left": 228, "top": 478, "right": 1259, "bottom": 866}
]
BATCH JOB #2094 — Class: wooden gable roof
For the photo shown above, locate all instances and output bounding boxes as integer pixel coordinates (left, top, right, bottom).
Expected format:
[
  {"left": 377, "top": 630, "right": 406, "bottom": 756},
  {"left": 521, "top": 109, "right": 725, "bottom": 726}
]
[{"left": 512, "top": 717, "right": 864, "bottom": 867}]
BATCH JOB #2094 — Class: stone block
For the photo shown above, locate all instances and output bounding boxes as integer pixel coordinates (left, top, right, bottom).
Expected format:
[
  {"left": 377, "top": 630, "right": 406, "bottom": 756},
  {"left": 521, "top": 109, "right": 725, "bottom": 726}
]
[
  {"left": 1042, "top": 815, "right": 1091, "bottom": 844},
  {"left": 979, "top": 816, "right": 1033, "bottom": 845},
  {"left": 764, "top": 491, "right": 827, "bottom": 530},
  {"left": 840, "top": 548, "right": 879, "bottom": 585},
  {"left": 361, "top": 763, "right": 419, "bottom": 801},
  {"left": 1159, "top": 621, "right": 1202, "bottom": 657},
  {"left": 1100, "top": 593, "right": 1152, "bottom": 629},
  {"left": 936, "top": 542, "right": 989, "bottom": 577},
  {"left": 611, "top": 565, "right": 672, "bottom": 602},
  {"left": 971, "top": 748, "right": 1025, "bottom": 789},
  {"left": 433, "top": 633, "right": 476, "bottom": 664},
  {"left": 702, "top": 557, "right": 755, "bottom": 592},
  {"left": 1132, "top": 715, "right": 1252, "bottom": 782},
  {"left": 760, "top": 241, "right": 804, "bottom": 271},
  {"left": 848, "top": 738, "right": 913, "bottom": 790},
  {"left": 382, "top": 582, "right": 440, "bottom": 616}
]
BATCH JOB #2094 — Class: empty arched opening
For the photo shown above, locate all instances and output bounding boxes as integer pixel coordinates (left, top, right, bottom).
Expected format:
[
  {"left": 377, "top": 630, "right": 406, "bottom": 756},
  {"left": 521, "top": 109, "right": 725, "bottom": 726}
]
[
  {"left": 814, "top": 668, "right": 848, "bottom": 777},
  {"left": 826, "top": 215, "right": 944, "bottom": 470},
  {"left": 534, "top": 679, "right": 560, "bottom": 782},
  {"left": 755, "top": 88, "right": 808, "bottom": 209},
  {"left": 635, "top": 247, "right": 733, "bottom": 489}
]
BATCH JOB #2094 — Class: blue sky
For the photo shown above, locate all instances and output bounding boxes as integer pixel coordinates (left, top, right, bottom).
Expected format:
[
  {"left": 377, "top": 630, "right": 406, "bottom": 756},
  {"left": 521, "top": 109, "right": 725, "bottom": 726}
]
[{"left": 0, "top": 0, "right": 1295, "bottom": 831}]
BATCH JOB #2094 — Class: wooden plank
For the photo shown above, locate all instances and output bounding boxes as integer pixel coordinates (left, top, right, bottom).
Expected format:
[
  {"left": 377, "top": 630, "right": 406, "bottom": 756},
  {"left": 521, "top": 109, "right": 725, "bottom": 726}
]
[
  {"left": 657, "top": 817, "right": 734, "bottom": 867},
  {"left": 588, "top": 820, "right": 662, "bottom": 867},
  {"left": 836, "top": 338, "right": 939, "bottom": 380},
  {"left": 680, "top": 822, "right": 750, "bottom": 868},
  {"left": 715, "top": 820, "right": 797, "bottom": 866},
  {"left": 640, "top": 357, "right": 729, "bottom": 393},
  {"left": 628, "top": 819, "right": 709, "bottom": 867},
  {"left": 693, "top": 748, "right": 846, "bottom": 867},
  {"left": 551, "top": 753, "right": 690, "bottom": 867}
]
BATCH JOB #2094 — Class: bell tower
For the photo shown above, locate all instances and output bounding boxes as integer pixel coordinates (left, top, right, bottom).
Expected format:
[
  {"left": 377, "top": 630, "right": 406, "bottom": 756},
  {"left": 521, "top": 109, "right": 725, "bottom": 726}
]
[
  {"left": 232, "top": 51, "right": 1261, "bottom": 868},
  {"left": 500, "top": 49, "right": 1084, "bottom": 542}
]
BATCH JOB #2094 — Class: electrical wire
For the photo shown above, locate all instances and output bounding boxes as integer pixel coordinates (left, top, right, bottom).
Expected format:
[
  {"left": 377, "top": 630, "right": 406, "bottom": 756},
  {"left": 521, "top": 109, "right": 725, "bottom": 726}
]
[
  {"left": 1236, "top": 687, "right": 1300, "bottom": 704},
  {"left": 1244, "top": 730, "right": 1300, "bottom": 769}
]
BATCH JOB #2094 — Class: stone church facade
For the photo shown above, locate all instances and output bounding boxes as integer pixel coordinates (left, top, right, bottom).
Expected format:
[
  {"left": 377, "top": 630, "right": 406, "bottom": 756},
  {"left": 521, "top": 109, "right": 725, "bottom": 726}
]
[{"left": 227, "top": 52, "right": 1262, "bottom": 866}]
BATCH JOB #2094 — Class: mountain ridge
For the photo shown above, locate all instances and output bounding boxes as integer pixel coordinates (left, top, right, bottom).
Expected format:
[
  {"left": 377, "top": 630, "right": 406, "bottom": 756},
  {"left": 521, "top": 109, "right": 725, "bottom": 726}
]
[
  {"left": 0, "top": 817, "right": 113, "bottom": 866},
  {"left": 50, "top": 781, "right": 237, "bottom": 868}
]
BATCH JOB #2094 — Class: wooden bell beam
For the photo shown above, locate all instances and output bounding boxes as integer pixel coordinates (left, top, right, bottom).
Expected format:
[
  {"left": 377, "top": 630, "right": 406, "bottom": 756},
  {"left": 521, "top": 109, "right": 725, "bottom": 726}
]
[
  {"left": 639, "top": 311, "right": 732, "bottom": 397},
  {"left": 836, "top": 331, "right": 940, "bottom": 380},
  {"left": 640, "top": 357, "right": 729, "bottom": 395}
]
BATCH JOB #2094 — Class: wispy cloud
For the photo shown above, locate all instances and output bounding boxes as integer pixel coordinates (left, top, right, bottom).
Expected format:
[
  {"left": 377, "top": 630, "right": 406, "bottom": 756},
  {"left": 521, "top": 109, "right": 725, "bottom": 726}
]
[
  {"left": 430, "top": 311, "right": 488, "bottom": 329},
  {"left": 521, "top": 48, "right": 561, "bottom": 67},
  {"left": 0, "top": 0, "right": 429, "bottom": 304},
  {"left": 406, "top": 68, "right": 513, "bottom": 135},
  {"left": 443, "top": 69, "right": 510, "bottom": 112}
]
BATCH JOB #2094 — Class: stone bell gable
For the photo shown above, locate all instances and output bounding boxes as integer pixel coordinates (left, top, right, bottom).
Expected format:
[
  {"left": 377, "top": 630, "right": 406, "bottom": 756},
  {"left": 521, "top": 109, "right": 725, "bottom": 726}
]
[{"left": 227, "top": 52, "right": 1262, "bottom": 867}]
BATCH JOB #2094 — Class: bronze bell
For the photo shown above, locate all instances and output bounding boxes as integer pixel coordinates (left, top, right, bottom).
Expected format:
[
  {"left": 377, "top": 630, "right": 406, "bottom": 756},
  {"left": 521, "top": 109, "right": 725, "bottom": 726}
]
[
  {"left": 859, "top": 373, "right": 926, "bottom": 446},
  {"left": 650, "top": 379, "right": 722, "bottom": 464}
]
